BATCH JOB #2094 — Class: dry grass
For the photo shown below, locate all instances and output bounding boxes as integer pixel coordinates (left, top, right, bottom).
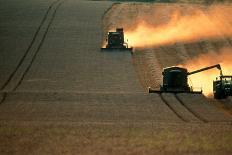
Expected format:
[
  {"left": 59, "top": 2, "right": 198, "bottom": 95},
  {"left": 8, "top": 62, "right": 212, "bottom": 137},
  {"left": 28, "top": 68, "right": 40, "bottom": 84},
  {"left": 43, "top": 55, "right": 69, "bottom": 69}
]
[{"left": 1, "top": 122, "right": 232, "bottom": 155}]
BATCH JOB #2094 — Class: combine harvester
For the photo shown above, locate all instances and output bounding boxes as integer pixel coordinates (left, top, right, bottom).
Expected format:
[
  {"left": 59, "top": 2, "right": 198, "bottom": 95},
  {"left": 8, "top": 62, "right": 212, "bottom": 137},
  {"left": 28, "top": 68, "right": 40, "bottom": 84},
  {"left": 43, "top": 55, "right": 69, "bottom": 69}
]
[
  {"left": 101, "top": 28, "right": 133, "bottom": 52},
  {"left": 149, "top": 64, "right": 221, "bottom": 93}
]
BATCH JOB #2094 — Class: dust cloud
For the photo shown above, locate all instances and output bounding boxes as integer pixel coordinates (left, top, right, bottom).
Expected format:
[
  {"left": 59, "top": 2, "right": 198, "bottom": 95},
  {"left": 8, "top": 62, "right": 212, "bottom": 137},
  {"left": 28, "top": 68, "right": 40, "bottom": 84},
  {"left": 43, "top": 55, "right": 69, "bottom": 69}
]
[
  {"left": 122, "top": 4, "right": 232, "bottom": 96},
  {"left": 180, "top": 48, "right": 232, "bottom": 96},
  {"left": 125, "top": 5, "right": 232, "bottom": 48},
  {"left": 103, "top": 3, "right": 232, "bottom": 96}
]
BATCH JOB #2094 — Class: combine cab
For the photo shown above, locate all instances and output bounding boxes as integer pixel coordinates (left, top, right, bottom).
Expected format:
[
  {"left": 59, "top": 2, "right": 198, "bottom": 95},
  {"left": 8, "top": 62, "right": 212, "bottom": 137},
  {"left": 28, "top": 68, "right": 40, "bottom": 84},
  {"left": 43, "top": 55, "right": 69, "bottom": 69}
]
[
  {"left": 213, "top": 76, "right": 232, "bottom": 99},
  {"left": 159, "top": 67, "right": 193, "bottom": 93},
  {"left": 101, "top": 28, "right": 133, "bottom": 51},
  {"left": 149, "top": 64, "right": 222, "bottom": 94}
]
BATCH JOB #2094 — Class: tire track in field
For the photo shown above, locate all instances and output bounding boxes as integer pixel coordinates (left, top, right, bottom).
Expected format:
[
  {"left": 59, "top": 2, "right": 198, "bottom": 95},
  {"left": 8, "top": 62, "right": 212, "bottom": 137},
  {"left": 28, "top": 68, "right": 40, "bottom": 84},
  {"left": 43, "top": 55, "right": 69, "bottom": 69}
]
[
  {"left": 0, "top": 0, "right": 63, "bottom": 92},
  {"left": 175, "top": 94, "right": 208, "bottom": 123},
  {"left": 12, "top": 1, "right": 64, "bottom": 91},
  {"left": 176, "top": 94, "right": 232, "bottom": 123},
  {"left": 0, "top": 93, "right": 7, "bottom": 104},
  {"left": 160, "top": 93, "right": 203, "bottom": 123},
  {"left": 159, "top": 93, "right": 187, "bottom": 122}
]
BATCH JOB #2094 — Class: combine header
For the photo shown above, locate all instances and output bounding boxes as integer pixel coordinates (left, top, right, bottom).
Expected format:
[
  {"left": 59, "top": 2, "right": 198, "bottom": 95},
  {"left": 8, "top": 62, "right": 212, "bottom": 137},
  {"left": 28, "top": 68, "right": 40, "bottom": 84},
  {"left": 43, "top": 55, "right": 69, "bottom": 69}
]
[
  {"left": 149, "top": 64, "right": 222, "bottom": 94},
  {"left": 101, "top": 28, "right": 133, "bottom": 51}
]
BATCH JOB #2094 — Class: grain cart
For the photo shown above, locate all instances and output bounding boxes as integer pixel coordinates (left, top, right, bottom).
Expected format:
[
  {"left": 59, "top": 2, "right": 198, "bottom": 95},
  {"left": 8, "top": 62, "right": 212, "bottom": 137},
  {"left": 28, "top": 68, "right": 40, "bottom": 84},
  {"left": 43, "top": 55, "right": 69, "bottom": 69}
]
[
  {"left": 149, "top": 64, "right": 222, "bottom": 94},
  {"left": 213, "top": 75, "right": 232, "bottom": 99},
  {"left": 101, "top": 28, "right": 133, "bottom": 51}
]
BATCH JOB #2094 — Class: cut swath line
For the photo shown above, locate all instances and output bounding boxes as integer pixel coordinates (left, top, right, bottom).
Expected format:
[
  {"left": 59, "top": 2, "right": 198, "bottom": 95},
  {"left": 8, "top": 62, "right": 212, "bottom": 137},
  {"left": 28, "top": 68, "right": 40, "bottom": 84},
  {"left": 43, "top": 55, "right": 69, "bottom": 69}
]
[
  {"left": 159, "top": 93, "right": 187, "bottom": 122},
  {"left": 175, "top": 94, "right": 208, "bottom": 123},
  {"left": 12, "top": 1, "right": 64, "bottom": 91},
  {"left": 0, "top": 93, "right": 7, "bottom": 105},
  {"left": 0, "top": 0, "right": 61, "bottom": 91}
]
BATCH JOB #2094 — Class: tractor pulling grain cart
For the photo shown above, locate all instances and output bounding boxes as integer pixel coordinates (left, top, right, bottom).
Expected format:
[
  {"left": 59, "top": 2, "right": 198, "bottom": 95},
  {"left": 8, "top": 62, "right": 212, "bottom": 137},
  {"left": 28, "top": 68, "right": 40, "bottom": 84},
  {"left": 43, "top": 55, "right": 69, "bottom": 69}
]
[
  {"left": 213, "top": 75, "right": 232, "bottom": 99},
  {"left": 101, "top": 28, "right": 133, "bottom": 52}
]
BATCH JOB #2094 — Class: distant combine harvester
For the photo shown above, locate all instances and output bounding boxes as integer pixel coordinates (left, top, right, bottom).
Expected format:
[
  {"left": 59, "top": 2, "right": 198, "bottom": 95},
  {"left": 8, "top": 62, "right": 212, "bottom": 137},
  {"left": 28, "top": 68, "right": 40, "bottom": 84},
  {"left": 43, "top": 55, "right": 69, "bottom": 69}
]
[{"left": 101, "top": 28, "right": 133, "bottom": 52}]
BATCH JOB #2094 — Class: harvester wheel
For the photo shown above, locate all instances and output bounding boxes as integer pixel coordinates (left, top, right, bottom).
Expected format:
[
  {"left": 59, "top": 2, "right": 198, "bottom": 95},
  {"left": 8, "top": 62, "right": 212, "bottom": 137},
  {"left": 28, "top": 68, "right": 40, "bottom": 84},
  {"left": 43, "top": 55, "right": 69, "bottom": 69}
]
[
  {"left": 214, "top": 92, "right": 221, "bottom": 99},
  {"left": 214, "top": 91, "right": 225, "bottom": 99}
]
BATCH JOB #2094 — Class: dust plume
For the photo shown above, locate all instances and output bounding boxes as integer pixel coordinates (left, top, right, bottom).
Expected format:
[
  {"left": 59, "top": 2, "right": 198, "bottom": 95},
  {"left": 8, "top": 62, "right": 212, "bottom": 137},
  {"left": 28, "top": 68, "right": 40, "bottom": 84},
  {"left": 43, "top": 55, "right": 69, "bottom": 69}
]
[
  {"left": 125, "top": 5, "right": 232, "bottom": 48},
  {"left": 180, "top": 48, "right": 232, "bottom": 96}
]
